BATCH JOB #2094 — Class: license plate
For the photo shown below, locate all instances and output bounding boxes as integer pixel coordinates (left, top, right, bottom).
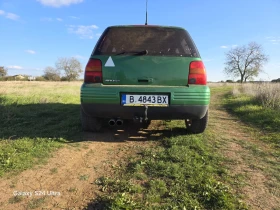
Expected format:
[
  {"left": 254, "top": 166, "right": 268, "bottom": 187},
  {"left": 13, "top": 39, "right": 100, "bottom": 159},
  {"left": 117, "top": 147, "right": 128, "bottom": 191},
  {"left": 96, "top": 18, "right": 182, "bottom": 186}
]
[{"left": 121, "top": 94, "right": 169, "bottom": 106}]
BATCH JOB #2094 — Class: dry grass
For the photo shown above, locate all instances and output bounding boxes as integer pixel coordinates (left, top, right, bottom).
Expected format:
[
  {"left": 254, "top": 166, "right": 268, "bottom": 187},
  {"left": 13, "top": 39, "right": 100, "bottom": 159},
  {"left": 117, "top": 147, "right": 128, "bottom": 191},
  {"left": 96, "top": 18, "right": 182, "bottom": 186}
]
[
  {"left": 0, "top": 81, "right": 82, "bottom": 94},
  {"left": 208, "top": 82, "right": 236, "bottom": 87},
  {"left": 0, "top": 81, "right": 82, "bottom": 104},
  {"left": 231, "top": 83, "right": 280, "bottom": 110}
]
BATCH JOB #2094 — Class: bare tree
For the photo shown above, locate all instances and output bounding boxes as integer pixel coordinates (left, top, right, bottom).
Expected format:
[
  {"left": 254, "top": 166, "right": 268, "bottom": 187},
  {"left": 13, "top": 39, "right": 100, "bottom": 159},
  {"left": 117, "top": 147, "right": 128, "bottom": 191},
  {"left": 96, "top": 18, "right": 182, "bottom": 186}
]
[
  {"left": 0, "top": 66, "right": 8, "bottom": 77},
  {"left": 43, "top": 66, "right": 61, "bottom": 81},
  {"left": 55, "top": 57, "right": 82, "bottom": 81},
  {"left": 224, "top": 42, "right": 268, "bottom": 83}
]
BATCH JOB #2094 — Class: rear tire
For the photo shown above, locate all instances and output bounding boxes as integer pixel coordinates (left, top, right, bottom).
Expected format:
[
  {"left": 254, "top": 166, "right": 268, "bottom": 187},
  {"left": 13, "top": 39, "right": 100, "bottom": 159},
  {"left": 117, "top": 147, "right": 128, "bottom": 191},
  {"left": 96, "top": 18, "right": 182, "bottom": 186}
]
[
  {"left": 185, "top": 110, "right": 208, "bottom": 134},
  {"left": 81, "top": 107, "right": 102, "bottom": 132}
]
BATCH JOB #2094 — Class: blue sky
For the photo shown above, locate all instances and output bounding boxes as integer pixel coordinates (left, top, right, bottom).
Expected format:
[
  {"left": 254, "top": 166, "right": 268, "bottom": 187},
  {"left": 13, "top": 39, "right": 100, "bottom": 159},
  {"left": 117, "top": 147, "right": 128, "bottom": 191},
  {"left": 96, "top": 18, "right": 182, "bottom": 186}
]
[{"left": 0, "top": 0, "right": 279, "bottom": 82}]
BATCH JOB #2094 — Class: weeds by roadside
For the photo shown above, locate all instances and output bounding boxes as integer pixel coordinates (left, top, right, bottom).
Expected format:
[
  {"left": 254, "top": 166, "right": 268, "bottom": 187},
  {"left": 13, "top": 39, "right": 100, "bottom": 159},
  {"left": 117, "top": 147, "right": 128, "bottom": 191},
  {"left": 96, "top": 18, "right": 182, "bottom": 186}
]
[
  {"left": 211, "top": 85, "right": 280, "bottom": 209},
  {"left": 222, "top": 84, "right": 280, "bottom": 190},
  {"left": 231, "top": 83, "right": 280, "bottom": 110},
  {"left": 225, "top": 83, "right": 280, "bottom": 147},
  {"left": 0, "top": 138, "right": 61, "bottom": 177}
]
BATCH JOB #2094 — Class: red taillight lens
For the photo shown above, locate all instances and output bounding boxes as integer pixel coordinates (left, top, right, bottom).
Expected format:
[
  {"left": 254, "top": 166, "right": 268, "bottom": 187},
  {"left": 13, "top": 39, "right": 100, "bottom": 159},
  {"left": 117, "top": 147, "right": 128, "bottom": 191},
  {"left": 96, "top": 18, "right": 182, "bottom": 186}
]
[
  {"left": 188, "top": 61, "right": 207, "bottom": 85},
  {"left": 84, "top": 59, "right": 102, "bottom": 83}
]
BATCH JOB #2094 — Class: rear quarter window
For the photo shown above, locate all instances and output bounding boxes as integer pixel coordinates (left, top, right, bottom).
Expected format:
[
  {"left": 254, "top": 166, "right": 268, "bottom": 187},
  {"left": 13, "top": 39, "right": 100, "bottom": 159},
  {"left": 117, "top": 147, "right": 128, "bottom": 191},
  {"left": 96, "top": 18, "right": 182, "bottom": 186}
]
[{"left": 93, "top": 27, "right": 200, "bottom": 57}]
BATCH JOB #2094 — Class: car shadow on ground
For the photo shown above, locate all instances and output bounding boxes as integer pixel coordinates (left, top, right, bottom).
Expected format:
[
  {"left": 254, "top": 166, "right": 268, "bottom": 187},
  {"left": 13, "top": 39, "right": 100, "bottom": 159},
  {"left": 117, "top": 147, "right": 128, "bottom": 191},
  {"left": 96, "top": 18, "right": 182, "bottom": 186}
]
[
  {"left": 0, "top": 101, "right": 188, "bottom": 143},
  {"left": 83, "top": 123, "right": 187, "bottom": 143}
]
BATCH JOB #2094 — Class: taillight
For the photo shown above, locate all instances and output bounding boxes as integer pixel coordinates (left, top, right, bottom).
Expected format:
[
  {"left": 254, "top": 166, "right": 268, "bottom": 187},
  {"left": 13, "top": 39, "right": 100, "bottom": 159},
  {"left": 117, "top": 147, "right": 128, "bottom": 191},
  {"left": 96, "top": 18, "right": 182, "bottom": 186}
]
[
  {"left": 84, "top": 59, "right": 102, "bottom": 83},
  {"left": 188, "top": 61, "right": 207, "bottom": 85}
]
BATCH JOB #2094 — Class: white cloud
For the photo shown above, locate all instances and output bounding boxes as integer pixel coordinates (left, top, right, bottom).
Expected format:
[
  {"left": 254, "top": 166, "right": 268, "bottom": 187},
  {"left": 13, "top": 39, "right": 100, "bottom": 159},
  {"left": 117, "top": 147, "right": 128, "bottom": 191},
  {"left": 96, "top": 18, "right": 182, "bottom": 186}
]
[
  {"left": 220, "top": 45, "right": 238, "bottom": 49},
  {"left": 69, "top": 16, "right": 79, "bottom": 19},
  {"left": 25, "top": 50, "right": 36, "bottom": 54},
  {"left": 6, "top": 13, "right": 20, "bottom": 20},
  {"left": 74, "top": 55, "right": 87, "bottom": 60},
  {"left": 265, "top": 36, "right": 280, "bottom": 45},
  {"left": 68, "top": 25, "right": 99, "bottom": 39},
  {"left": 271, "top": 39, "right": 280, "bottom": 45},
  {"left": 0, "top": 10, "right": 20, "bottom": 21},
  {"left": 41, "top": 17, "right": 53, "bottom": 21},
  {"left": 8, "top": 65, "right": 23, "bottom": 69},
  {"left": 37, "top": 0, "right": 83, "bottom": 7},
  {"left": 41, "top": 17, "right": 63, "bottom": 22}
]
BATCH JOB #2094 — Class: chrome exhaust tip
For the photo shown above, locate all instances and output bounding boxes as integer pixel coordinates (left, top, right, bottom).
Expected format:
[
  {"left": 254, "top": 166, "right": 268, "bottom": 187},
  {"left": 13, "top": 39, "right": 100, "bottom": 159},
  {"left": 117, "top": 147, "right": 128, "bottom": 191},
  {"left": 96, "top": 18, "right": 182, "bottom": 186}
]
[
  {"left": 116, "top": 119, "right": 123, "bottom": 126},
  {"left": 108, "top": 119, "right": 116, "bottom": 126}
]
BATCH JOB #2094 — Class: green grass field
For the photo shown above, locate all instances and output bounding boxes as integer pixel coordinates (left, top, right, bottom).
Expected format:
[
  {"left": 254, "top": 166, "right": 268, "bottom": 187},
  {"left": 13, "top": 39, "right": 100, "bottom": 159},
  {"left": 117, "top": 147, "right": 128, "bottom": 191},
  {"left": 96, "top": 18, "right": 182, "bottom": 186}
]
[
  {"left": 0, "top": 81, "right": 83, "bottom": 176},
  {"left": 1, "top": 81, "right": 279, "bottom": 209}
]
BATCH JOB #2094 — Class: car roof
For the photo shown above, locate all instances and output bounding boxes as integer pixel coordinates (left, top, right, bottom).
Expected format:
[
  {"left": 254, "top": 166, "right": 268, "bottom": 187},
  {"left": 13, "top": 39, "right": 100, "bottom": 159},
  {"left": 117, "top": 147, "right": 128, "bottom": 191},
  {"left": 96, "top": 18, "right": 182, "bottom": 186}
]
[{"left": 107, "top": 25, "right": 185, "bottom": 30}]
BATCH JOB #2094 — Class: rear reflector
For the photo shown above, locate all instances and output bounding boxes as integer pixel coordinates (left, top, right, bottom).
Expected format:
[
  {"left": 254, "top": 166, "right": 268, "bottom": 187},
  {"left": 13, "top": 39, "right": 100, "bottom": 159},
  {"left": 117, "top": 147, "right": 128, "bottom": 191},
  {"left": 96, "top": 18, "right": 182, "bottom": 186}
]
[
  {"left": 188, "top": 61, "right": 207, "bottom": 85},
  {"left": 85, "top": 59, "right": 102, "bottom": 83}
]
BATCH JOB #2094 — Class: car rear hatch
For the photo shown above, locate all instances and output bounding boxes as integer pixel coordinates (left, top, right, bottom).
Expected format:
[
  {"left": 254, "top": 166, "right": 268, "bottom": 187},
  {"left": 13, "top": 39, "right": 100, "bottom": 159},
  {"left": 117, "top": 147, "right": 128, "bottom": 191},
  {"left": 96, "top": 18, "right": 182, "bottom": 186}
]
[{"left": 86, "top": 26, "right": 205, "bottom": 86}]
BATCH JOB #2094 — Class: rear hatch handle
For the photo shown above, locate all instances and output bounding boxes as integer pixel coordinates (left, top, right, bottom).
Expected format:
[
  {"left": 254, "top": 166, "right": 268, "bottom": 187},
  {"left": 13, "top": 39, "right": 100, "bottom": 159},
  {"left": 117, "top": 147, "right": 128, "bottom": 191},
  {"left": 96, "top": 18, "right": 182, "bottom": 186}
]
[
  {"left": 138, "top": 78, "right": 154, "bottom": 83},
  {"left": 117, "top": 50, "right": 148, "bottom": 56}
]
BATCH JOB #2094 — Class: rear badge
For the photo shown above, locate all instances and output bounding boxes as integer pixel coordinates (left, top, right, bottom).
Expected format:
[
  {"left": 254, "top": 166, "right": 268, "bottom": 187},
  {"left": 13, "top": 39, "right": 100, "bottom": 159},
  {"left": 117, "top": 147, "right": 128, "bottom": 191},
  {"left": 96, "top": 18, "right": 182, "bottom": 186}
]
[
  {"left": 105, "top": 56, "right": 115, "bottom": 67},
  {"left": 105, "top": 79, "right": 120, "bottom": 82}
]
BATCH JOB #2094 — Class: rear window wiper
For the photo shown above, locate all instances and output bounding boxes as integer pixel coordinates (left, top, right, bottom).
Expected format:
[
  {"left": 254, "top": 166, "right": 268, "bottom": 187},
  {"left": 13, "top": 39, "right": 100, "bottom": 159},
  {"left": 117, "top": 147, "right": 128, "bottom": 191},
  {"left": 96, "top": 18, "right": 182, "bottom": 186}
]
[{"left": 116, "top": 50, "right": 148, "bottom": 56}]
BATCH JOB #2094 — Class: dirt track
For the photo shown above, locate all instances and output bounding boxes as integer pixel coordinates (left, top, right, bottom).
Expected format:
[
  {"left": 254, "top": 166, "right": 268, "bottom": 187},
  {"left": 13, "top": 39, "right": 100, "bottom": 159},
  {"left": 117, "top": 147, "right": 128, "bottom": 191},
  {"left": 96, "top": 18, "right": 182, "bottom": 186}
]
[
  {"left": 209, "top": 91, "right": 280, "bottom": 210},
  {"left": 0, "top": 122, "right": 161, "bottom": 210}
]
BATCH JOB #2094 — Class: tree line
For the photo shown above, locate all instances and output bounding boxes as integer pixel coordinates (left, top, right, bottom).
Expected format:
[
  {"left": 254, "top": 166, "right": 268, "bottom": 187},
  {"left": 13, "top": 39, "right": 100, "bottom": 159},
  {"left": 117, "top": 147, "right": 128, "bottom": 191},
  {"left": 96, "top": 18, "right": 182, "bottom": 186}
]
[
  {"left": 0, "top": 66, "right": 8, "bottom": 77},
  {"left": 43, "top": 57, "right": 83, "bottom": 81},
  {"left": 0, "top": 57, "right": 83, "bottom": 82}
]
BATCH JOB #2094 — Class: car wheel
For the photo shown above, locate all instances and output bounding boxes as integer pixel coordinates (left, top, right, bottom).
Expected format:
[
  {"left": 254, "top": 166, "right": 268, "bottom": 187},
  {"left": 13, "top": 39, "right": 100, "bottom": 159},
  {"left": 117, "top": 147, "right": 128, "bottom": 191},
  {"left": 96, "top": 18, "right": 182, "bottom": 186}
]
[
  {"left": 81, "top": 107, "right": 102, "bottom": 132},
  {"left": 185, "top": 110, "right": 208, "bottom": 134}
]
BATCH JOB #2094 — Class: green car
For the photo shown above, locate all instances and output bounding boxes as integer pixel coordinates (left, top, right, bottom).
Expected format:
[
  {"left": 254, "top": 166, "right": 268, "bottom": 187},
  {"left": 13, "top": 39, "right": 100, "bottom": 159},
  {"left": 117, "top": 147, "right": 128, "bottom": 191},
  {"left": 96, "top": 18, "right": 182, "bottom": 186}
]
[{"left": 80, "top": 25, "right": 210, "bottom": 133}]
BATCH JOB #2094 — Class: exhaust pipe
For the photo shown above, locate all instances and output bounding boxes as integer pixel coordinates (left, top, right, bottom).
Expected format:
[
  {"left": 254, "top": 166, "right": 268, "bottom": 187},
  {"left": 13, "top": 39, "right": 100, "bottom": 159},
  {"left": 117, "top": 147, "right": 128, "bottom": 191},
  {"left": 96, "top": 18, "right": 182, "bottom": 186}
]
[
  {"left": 116, "top": 119, "right": 123, "bottom": 126},
  {"left": 108, "top": 119, "right": 116, "bottom": 126}
]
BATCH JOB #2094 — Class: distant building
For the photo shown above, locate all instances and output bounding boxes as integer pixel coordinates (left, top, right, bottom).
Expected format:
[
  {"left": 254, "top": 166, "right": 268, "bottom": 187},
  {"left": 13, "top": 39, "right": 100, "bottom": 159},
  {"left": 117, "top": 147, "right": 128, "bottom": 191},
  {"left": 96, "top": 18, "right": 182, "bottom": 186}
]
[
  {"left": 13, "top": 75, "right": 25, "bottom": 80},
  {"left": 28, "top": 76, "right": 36, "bottom": 81},
  {"left": 13, "top": 75, "right": 22, "bottom": 78}
]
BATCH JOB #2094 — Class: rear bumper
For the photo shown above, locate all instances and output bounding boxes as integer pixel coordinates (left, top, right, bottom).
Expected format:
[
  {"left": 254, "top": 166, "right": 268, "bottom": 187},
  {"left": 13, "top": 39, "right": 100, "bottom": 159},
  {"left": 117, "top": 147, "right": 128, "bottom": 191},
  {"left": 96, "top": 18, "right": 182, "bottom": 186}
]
[
  {"left": 81, "top": 104, "right": 208, "bottom": 120},
  {"left": 80, "top": 84, "right": 210, "bottom": 119}
]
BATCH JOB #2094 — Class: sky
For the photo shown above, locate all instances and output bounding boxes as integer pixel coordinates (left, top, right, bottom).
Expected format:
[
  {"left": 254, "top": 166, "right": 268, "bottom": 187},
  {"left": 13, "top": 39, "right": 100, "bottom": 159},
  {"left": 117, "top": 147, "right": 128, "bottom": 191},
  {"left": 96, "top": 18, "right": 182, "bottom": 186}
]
[{"left": 0, "top": 0, "right": 279, "bottom": 82}]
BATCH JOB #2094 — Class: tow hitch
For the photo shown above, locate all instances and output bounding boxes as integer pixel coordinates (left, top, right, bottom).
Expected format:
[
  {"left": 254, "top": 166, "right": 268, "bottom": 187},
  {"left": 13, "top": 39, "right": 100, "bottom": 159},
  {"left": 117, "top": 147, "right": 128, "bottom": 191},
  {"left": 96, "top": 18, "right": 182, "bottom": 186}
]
[
  {"left": 144, "top": 105, "right": 148, "bottom": 121},
  {"left": 133, "top": 105, "right": 149, "bottom": 123}
]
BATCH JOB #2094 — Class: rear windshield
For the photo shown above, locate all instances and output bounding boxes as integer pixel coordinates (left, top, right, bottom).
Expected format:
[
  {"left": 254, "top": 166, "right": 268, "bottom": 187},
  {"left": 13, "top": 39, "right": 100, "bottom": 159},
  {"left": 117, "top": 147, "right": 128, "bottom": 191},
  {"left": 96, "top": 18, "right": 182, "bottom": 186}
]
[{"left": 93, "top": 27, "right": 200, "bottom": 57}]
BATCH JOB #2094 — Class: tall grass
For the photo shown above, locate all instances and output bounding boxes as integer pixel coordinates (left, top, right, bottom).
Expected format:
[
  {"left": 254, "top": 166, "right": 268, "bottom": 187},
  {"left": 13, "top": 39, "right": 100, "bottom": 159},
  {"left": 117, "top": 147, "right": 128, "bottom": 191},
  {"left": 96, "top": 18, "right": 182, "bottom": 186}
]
[{"left": 231, "top": 83, "right": 280, "bottom": 110}]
